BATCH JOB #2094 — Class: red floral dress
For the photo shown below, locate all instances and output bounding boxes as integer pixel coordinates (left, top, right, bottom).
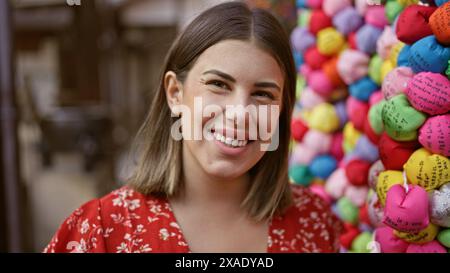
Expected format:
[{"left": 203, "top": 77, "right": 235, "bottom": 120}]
[{"left": 44, "top": 185, "right": 342, "bottom": 253}]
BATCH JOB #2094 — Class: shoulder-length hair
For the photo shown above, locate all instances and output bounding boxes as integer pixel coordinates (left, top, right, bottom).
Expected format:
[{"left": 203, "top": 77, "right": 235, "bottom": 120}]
[{"left": 128, "top": 1, "right": 296, "bottom": 222}]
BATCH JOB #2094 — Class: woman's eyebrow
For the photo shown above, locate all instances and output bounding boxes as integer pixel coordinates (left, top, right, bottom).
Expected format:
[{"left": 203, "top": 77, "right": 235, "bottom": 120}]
[
  {"left": 254, "top": 82, "right": 281, "bottom": 92},
  {"left": 202, "top": 69, "right": 281, "bottom": 92},
  {"left": 202, "top": 69, "right": 236, "bottom": 82}
]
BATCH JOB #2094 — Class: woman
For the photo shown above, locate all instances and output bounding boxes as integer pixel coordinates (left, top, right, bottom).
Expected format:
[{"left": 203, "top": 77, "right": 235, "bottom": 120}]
[{"left": 44, "top": 1, "right": 342, "bottom": 253}]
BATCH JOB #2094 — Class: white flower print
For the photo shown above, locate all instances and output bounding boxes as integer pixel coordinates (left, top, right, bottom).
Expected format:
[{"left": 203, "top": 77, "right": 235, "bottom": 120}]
[{"left": 80, "top": 219, "right": 90, "bottom": 234}]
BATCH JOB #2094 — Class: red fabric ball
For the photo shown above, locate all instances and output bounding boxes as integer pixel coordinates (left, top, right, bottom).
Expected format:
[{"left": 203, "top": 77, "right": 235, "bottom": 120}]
[
  {"left": 396, "top": 5, "right": 437, "bottom": 44},
  {"left": 378, "top": 133, "right": 420, "bottom": 170},
  {"left": 330, "top": 132, "right": 344, "bottom": 161},
  {"left": 291, "top": 118, "right": 309, "bottom": 142},
  {"left": 363, "top": 115, "right": 381, "bottom": 145},
  {"left": 359, "top": 204, "right": 371, "bottom": 226},
  {"left": 309, "top": 10, "right": 333, "bottom": 35},
  {"left": 347, "top": 97, "right": 370, "bottom": 132},
  {"left": 340, "top": 223, "right": 360, "bottom": 250},
  {"left": 345, "top": 159, "right": 371, "bottom": 186},
  {"left": 348, "top": 32, "right": 358, "bottom": 50},
  {"left": 304, "top": 46, "right": 332, "bottom": 70}
]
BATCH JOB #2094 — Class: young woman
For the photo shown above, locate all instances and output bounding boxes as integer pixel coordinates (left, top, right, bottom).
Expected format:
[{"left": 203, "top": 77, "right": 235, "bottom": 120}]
[{"left": 44, "top": 1, "right": 342, "bottom": 253}]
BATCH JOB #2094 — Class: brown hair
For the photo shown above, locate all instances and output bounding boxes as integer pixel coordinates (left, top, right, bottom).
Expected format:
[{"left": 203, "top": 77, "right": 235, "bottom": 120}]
[{"left": 128, "top": 1, "right": 296, "bottom": 221}]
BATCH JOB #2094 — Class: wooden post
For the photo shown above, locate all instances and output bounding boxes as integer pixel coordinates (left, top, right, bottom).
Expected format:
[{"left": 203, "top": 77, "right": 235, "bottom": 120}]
[{"left": 0, "top": 0, "right": 23, "bottom": 252}]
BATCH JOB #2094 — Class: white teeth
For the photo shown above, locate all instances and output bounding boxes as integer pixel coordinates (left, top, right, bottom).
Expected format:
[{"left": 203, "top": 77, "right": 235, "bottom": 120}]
[
  {"left": 213, "top": 132, "right": 249, "bottom": 148},
  {"left": 225, "top": 138, "right": 233, "bottom": 145}
]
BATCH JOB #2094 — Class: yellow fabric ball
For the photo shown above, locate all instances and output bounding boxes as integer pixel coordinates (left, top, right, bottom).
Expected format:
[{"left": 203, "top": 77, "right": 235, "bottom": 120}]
[
  {"left": 394, "top": 223, "right": 440, "bottom": 244},
  {"left": 376, "top": 170, "right": 403, "bottom": 206},
  {"left": 317, "top": 27, "right": 346, "bottom": 56},
  {"left": 308, "top": 103, "right": 340, "bottom": 133},
  {"left": 403, "top": 148, "right": 450, "bottom": 191}
]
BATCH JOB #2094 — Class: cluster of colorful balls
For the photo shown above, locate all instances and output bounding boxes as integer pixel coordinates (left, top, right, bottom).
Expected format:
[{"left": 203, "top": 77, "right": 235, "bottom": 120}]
[{"left": 289, "top": 0, "right": 450, "bottom": 253}]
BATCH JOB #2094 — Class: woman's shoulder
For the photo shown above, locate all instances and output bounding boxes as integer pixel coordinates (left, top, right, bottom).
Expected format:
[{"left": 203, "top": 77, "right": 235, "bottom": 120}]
[
  {"left": 44, "top": 186, "right": 186, "bottom": 253},
  {"left": 268, "top": 184, "right": 343, "bottom": 253}
]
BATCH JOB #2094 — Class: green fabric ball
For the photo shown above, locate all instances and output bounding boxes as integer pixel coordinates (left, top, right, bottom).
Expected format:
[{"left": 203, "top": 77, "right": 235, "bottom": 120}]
[
  {"left": 337, "top": 197, "right": 359, "bottom": 224},
  {"left": 381, "top": 94, "right": 427, "bottom": 141},
  {"left": 289, "top": 165, "right": 313, "bottom": 186},
  {"left": 351, "top": 232, "right": 373, "bottom": 253},
  {"left": 369, "top": 55, "right": 383, "bottom": 85},
  {"left": 438, "top": 229, "right": 450, "bottom": 248},
  {"left": 369, "top": 100, "right": 385, "bottom": 135},
  {"left": 386, "top": 1, "right": 404, "bottom": 24},
  {"left": 298, "top": 9, "right": 311, "bottom": 28},
  {"left": 446, "top": 60, "right": 450, "bottom": 80}
]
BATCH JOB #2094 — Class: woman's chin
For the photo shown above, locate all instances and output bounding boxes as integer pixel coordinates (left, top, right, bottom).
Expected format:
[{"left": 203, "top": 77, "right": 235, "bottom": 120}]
[{"left": 204, "top": 161, "right": 248, "bottom": 180}]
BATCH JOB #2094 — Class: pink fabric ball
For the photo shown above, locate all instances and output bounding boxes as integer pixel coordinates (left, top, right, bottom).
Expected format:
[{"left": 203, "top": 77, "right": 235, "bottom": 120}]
[
  {"left": 323, "top": 0, "right": 351, "bottom": 17},
  {"left": 308, "top": 70, "right": 334, "bottom": 97},
  {"left": 377, "top": 26, "right": 399, "bottom": 60},
  {"left": 382, "top": 66, "right": 414, "bottom": 100},
  {"left": 419, "top": 114, "right": 450, "bottom": 157},
  {"left": 337, "top": 49, "right": 370, "bottom": 84},
  {"left": 290, "top": 143, "right": 319, "bottom": 165},
  {"left": 302, "top": 129, "right": 333, "bottom": 154},
  {"left": 300, "top": 87, "right": 326, "bottom": 110},
  {"left": 406, "top": 72, "right": 450, "bottom": 115},
  {"left": 325, "top": 168, "right": 349, "bottom": 199},
  {"left": 365, "top": 6, "right": 388, "bottom": 29}
]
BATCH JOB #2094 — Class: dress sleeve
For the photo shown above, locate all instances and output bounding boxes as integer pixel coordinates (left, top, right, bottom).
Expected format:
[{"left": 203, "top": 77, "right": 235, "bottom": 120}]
[{"left": 43, "top": 199, "right": 106, "bottom": 253}]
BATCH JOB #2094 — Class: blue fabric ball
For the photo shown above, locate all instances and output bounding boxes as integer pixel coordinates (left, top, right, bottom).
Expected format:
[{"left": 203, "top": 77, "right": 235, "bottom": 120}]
[
  {"left": 349, "top": 77, "right": 379, "bottom": 102},
  {"left": 408, "top": 35, "right": 450, "bottom": 73},
  {"left": 397, "top": 44, "right": 411, "bottom": 67},
  {"left": 309, "top": 155, "right": 338, "bottom": 179},
  {"left": 434, "top": 0, "right": 449, "bottom": 6},
  {"left": 353, "top": 135, "right": 379, "bottom": 163},
  {"left": 335, "top": 100, "right": 348, "bottom": 127},
  {"left": 356, "top": 24, "right": 383, "bottom": 55},
  {"left": 296, "top": 0, "right": 308, "bottom": 8},
  {"left": 293, "top": 51, "right": 304, "bottom": 70}
]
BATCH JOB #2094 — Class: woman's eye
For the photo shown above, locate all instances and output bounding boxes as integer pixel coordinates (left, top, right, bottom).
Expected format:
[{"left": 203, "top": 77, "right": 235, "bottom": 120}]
[
  {"left": 253, "top": 91, "right": 275, "bottom": 100},
  {"left": 207, "top": 80, "right": 229, "bottom": 90}
]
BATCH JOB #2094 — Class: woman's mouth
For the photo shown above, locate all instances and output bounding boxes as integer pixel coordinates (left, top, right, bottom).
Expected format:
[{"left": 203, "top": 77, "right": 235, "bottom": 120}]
[{"left": 208, "top": 128, "right": 255, "bottom": 155}]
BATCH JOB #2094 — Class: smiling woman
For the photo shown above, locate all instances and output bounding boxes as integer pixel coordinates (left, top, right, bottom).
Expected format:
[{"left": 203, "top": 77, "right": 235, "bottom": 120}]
[{"left": 44, "top": 1, "right": 343, "bottom": 253}]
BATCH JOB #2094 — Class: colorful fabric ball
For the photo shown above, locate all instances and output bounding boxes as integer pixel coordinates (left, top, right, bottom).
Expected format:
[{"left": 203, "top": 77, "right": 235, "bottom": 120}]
[
  {"left": 383, "top": 184, "right": 429, "bottom": 233},
  {"left": 291, "top": 27, "right": 316, "bottom": 53},
  {"left": 333, "top": 6, "right": 364, "bottom": 35},
  {"left": 308, "top": 103, "right": 340, "bottom": 133},
  {"left": 345, "top": 159, "right": 371, "bottom": 186},
  {"left": 349, "top": 77, "right": 378, "bottom": 102},
  {"left": 337, "top": 49, "right": 370, "bottom": 84},
  {"left": 381, "top": 66, "right": 414, "bottom": 100},
  {"left": 406, "top": 72, "right": 450, "bottom": 116},
  {"left": 289, "top": 164, "right": 314, "bottom": 186},
  {"left": 356, "top": 24, "right": 383, "bottom": 55},
  {"left": 395, "top": 5, "right": 436, "bottom": 44},
  {"left": 376, "top": 170, "right": 403, "bottom": 206},
  {"left": 378, "top": 133, "right": 419, "bottom": 170},
  {"left": 418, "top": 114, "right": 450, "bottom": 157},
  {"left": 408, "top": 35, "right": 450, "bottom": 74},
  {"left": 429, "top": 1, "right": 450, "bottom": 46},
  {"left": 375, "top": 226, "right": 409, "bottom": 253},
  {"left": 317, "top": 27, "right": 346, "bottom": 56},
  {"left": 381, "top": 94, "right": 427, "bottom": 141},
  {"left": 310, "top": 154, "right": 338, "bottom": 179},
  {"left": 403, "top": 148, "right": 450, "bottom": 191}
]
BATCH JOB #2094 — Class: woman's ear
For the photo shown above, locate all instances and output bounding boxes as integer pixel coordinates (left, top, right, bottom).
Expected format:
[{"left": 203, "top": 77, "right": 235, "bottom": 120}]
[{"left": 164, "top": 71, "right": 183, "bottom": 115}]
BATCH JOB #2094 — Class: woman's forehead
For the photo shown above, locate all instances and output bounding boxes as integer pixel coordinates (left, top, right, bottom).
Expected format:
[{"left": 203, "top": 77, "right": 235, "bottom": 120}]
[{"left": 191, "top": 40, "right": 285, "bottom": 85}]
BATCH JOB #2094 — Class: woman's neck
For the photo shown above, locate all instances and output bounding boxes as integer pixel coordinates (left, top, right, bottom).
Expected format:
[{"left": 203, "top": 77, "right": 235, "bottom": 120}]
[{"left": 176, "top": 143, "right": 250, "bottom": 210}]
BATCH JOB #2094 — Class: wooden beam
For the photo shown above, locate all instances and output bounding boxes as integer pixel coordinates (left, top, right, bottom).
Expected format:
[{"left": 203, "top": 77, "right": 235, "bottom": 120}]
[{"left": 0, "top": 0, "right": 23, "bottom": 252}]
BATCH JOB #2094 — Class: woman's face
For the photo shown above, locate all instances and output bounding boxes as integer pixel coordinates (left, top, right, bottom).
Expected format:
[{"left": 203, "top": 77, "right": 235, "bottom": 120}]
[{"left": 166, "top": 39, "right": 284, "bottom": 180}]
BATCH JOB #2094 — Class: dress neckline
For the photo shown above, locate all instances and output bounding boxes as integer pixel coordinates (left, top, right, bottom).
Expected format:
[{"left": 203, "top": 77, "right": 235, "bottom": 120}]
[{"left": 164, "top": 197, "right": 273, "bottom": 253}]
